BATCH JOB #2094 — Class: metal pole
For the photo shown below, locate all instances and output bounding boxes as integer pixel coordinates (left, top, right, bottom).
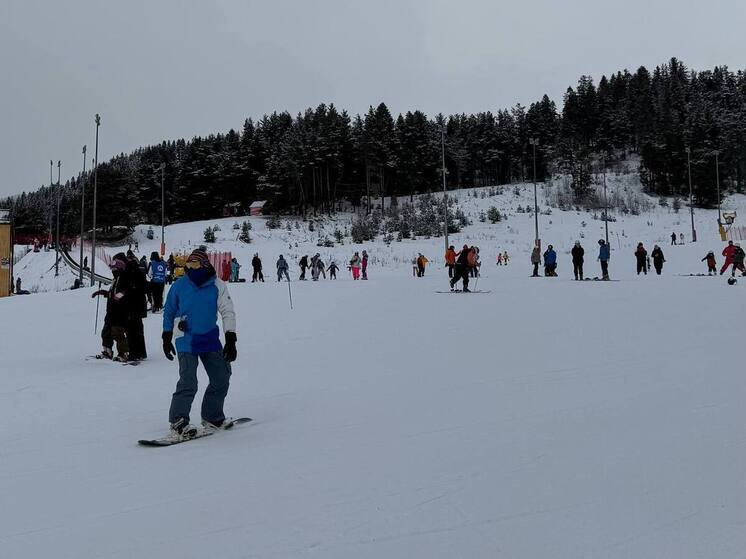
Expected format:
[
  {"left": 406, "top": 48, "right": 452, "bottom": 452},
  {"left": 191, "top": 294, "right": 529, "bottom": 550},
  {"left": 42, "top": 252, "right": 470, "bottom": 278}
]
[
  {"left": 49, "top": 160, "right": 53, "bottom": 247},
  {"left": 55, "top": 160, "right": 61, "bottom": 276},
  {"left": 603, "top": 157, "right": 609, "bottom": 245},
  {"left": 714, "top": 150, "right": 721, "bottom": 223},
  {"left": 160, "top": 163, "right": 166, "bottom": 255},
  {"left": 441, "top": 126, "right": 448, "bottom": 253},
  {"left": 529, "top": 138, "right": 540, "bottom": 252},
  {"left": 79, "top": 146, "right": 87, "bottom": 285},
  {"left": 686, "top": 146, "right": 696, "bottom": 242},
  {"left": 91, "top": 114, "right": 100, "bottom": 286}
]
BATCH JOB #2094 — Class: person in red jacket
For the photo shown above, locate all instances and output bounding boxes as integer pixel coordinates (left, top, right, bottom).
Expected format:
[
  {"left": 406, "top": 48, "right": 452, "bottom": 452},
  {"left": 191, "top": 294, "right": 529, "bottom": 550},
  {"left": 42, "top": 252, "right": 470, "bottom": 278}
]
[{"left": 720, "top": 241, "right": 737, "bottom": 275}]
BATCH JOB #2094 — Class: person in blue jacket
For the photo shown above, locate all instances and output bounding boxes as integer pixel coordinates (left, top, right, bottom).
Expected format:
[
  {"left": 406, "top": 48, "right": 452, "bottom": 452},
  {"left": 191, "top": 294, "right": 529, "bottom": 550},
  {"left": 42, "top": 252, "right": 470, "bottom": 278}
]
[
  {"left": 147, "top": 252, "right": 167, "bottom": 312},
  {"left": 598, "top": 239, "right": 611, "bottom": 280},
  {"left": 543, "top": 245, "right": 558, "bottom": 276},
  {"left": 161, "top": 248, "right": 238, "bottom": 439}
]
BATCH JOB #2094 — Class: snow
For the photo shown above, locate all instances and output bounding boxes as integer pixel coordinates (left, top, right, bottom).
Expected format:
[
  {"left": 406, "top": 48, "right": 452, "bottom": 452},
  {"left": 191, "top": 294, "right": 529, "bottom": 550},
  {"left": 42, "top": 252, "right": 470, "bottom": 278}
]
[{"left": 2, "top": 181, "right": 746, "bottom": 558}]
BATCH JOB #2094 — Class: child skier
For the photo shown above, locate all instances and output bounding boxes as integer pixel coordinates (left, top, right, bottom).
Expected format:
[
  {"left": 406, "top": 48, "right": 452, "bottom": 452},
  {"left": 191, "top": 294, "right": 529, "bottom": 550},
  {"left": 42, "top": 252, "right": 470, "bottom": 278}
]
[
  {"left": 350, "top": 252, "right": 362, "bottom": 280},
  {"left": 702, "top": 251, "right": 717, "bottom": 275},
  {"left": 161, "top": 249, "right": 237, "bottom": 439},
  {"left": 496, "top": 252, "right": 503, "bottom": 266},
  {"left": 327, "top": 261, "right": 339, "bottom": 280}
]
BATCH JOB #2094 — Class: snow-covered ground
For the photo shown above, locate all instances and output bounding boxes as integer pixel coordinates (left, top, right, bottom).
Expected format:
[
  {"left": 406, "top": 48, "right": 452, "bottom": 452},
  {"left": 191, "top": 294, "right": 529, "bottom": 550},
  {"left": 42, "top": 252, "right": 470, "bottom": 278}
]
[{"left": 2, "top": 181, "right": 746, "bottom": 558}]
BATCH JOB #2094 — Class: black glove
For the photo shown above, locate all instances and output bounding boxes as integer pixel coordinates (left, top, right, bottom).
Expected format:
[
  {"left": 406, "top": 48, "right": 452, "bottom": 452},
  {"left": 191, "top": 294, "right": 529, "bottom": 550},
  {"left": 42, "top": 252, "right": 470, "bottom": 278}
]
[
  {"left": 162, "top": 331, "right": 176, "bottom": 361},
  {"left": 223, "top": 331, "right": 237, "bottom": 363}
]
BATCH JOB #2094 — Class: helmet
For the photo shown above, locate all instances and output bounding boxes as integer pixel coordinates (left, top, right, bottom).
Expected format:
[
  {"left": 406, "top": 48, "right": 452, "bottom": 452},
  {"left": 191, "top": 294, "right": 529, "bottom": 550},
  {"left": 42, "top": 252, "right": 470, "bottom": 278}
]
[{"left": 727, "top": 277, "right": 737, "bottom": 285}]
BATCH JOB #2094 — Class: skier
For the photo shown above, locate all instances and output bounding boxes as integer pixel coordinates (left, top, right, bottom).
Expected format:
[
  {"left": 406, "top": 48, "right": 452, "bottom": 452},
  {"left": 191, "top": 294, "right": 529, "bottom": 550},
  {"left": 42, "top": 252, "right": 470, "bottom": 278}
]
[
  {"left": 450, "top": 244, "right": 471, "bottom": 292},
  {"left": 148, "top": 252, "right": 167, "bottom": 312},
  {"left": 671, "top": 232, "right": 677, "bottom": 246},
  {"left": 730, "top": 244, "right": 746, "bottom": 276},
  {"left": 445, "top": 245, "right": 457, "bottom": 277},
  {"left": 298, "top": 255, "right": 309, "bottom": 280},
  {"left": 702, "top": 251, "right": 717, "bottom": 275},
  {"left": 167, "top": 254, "right": 176, "bottom": 284},
  {"left": 126, "top": 251, "right": 148, "bottom": 360},
  {"left": 230, "top": 257, "right": 241, "bottom": 282},
  {"left": 496, "top": 252, "right": 503, "bottom": 266},
  {"left": 276, "top": 255, "right": 290, "bottom": 282},
  {"left": 411, "top": 256, "right": 418, "bottom": 277},
  {"left": 530, "top": 245, "right": 541, "bottom": 277},
  {"left": 138, "top": 255, "right": 152, "bottom": 308},
  {"left": 571, "top": 241, "right": 584, "bottom": 280},
  {"left": 651, "top": 245, "right": 665, "bottom": 275},
  {"left": 721, "top": 241, "right": 737, "bottom": 275},
  {"left": 416, "top": 253, "right": 429, "bottom": 277},
  {"left": 361, "top": 250, "right": 369, "bottom": 280},
  {"left": 467, "top": 247, "right": 481, "bottom": 277},
  {"left": 327, "top": 260, "right": 339, "bottom": 280},
  {"left": 350, "top": 252, "right": 362, "bottom": 280},
  {"left": 598, "top": 239, "right": 611, "bottom": 280},
  {"left": 91, "top": 255, "right": 132, "bottom": 361},
  {"left": 161, "top": 248, "right": 237, "bottom": 439},
  {"left": 503, "top": 251, "right": 510, "bottom": 265},
  {"left": 251, "top": 253, "right": 264, "bottom": 282},
  {"left": 635, "top": 243, "right": 648, "bottom": 275},
  {"left": 679, "top": 232, "right": 685, "bottom": 244},
  {"left": 543, "top": 245, "right": 557, "bottom": 276},
  {"left": 310, "top": 254, "right": 323, "bottom": 281}
]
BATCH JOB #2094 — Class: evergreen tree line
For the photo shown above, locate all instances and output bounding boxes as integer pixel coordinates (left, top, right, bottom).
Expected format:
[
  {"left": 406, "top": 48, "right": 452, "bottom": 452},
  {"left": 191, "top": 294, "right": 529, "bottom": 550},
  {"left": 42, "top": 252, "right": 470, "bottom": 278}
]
[{"left": 4, "top": 57, "right": 745, "bottom": 239}]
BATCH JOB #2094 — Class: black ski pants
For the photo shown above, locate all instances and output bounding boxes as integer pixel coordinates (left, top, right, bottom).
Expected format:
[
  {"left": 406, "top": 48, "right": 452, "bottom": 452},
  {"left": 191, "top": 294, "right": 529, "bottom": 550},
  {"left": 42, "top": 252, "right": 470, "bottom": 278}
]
[
  {"left": 450, "top": 264, "right": 469, "bottom": 290},
  {"left": 150, "top": 282, "right": 165, "bottom": 312},
  {"left": 252, "top": 267, "right": 264, "bottom": 282},
  {"left": 127, "top": 316, "right": 147, "bottom": 360},
  {"left": 573, "top": 261, "right": 583, "bottom": 280}
]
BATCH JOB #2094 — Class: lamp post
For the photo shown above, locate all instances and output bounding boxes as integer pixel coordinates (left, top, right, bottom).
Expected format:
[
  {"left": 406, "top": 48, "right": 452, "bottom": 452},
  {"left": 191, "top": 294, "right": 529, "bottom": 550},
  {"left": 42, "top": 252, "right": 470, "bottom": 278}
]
[
  {"left": 160, "top": 163, "right": 166, "bottom": 255},
  {"left": 79, "top": 146, "right": 87, "bottom": 285},
  {"left": 603, "top": 156, "right": 609, "bottom": 245},
  {"left": 441, "top": 125, "right": 448, "bottom": 253},
  {"left": 49, "top": 160, "right": 53, "bottom": 247},
  {"left": 91, "top": 114, "right": 100, "bottom": 286},
  {"left": 55, "top": 160, "right": 61, "bottom": 277},
  {"left": 714, "top": 150, "right": 721, "bottom": 224},
  {"left": 685, "top": 146, "right": 696, "bottom": 242},
  {"left": 529, "top": 138, "right": 540, "bottom": 251}
]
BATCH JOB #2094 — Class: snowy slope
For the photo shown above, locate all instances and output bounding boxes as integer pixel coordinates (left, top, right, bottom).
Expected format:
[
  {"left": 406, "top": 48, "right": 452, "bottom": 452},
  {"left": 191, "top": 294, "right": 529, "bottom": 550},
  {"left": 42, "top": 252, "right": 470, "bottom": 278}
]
[{"left": 2, "top": 180, "right": 746, "bottom": 558}]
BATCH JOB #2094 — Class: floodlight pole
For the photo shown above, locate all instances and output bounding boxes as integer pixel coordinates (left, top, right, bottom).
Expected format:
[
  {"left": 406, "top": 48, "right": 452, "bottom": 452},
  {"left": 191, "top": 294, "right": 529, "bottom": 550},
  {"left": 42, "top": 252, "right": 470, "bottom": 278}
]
[
  {"left": 714, "top": 150, "right": 721, "bottom": 223},
  {"left": 686, "top": 146, "right": 696, "bottom": 242},
  {"left": 441, "top": 125, "right": 448, "bottom": 252},
  {"left": 603, "top": 156, "right": 609, "bottom": 245},
  {"left": 79, "top": 146, "right": 87, "bottom": 285},
  {"left": 91, "top": 114, "right": 100, "bottom": 286},
  {"left": 55, "top": 160, "right": 61, "bottom": 276},
  {"left": 529, "top": 138, "right": 540, "bottom": 251},
  {"left": 160, "top": 163, "right": 166, "bottom": 255}
]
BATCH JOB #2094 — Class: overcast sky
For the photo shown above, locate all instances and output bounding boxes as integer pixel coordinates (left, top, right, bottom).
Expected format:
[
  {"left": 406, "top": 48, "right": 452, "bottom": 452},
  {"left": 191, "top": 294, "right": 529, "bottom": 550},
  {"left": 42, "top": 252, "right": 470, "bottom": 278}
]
[{"left": 1, "top": 0, "right": 744, "bottom": 197}]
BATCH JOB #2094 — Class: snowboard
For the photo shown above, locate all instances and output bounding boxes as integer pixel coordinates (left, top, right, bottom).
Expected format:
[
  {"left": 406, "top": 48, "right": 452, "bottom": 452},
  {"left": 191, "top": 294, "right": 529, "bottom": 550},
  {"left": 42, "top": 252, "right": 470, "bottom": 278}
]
[
  {"left": 138, "top": 417, "right": 252, "bottom": 447},
  {"left": 582, "top": 277, "right": 620, "bottom": 282},
  {"left": 86, "top": 355, "right": 141, "bottom": 366}
]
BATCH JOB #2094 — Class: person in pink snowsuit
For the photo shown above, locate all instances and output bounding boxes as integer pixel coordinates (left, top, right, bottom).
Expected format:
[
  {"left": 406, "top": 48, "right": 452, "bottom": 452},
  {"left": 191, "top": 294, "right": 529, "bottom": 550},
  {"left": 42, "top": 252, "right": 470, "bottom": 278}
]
[{"left": 350, "top": 252, "right": 361, "bottom": 280}]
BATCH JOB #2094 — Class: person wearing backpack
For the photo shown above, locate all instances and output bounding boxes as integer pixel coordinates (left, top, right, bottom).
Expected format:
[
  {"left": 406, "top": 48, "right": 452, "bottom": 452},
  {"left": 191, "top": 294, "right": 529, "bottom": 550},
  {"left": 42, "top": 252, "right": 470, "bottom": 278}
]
[{"left": 148, "top": 252, "right": 168, "bottom": 312}]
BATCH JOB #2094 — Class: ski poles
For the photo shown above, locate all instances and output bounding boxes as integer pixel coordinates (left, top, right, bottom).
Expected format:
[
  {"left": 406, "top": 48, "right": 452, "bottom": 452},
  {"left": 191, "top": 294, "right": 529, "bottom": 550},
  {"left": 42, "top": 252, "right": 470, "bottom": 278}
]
[
  {"left": 94, "top": 281, "right": 101, "bottom": 333},
  {"left": 287, "top": 277, "right": 293, "bottom": 310}
]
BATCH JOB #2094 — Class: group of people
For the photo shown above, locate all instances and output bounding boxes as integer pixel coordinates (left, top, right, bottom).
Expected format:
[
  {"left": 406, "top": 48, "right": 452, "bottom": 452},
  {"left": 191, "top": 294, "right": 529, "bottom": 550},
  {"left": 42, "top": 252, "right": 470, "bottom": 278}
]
[
  {"left": 532, "top": 239, "right": 612, "bottom": 280},
  {"left": 717, "top": 240, "right": 746, "bottom": 276},
  {"left": 447, "top": 245, "right": 483, "bottom": 291}
]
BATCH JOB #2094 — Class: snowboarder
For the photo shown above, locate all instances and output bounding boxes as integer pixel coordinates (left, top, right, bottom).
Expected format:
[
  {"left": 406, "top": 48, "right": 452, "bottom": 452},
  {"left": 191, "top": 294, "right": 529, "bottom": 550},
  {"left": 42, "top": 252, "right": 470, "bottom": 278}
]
[
  {"left": 148, "top": 252, "right": 167, "bottom": 312},
  {"left": 298, "top": 255, "right": 309, "bottom": 280},
  {"left": 730, "top": 244, "right": 746, "bottom": 276},
  {"left": 702, "top": 251, "right": 717, "bottom": 275},
  {"left": 416, "top": 253, "right": 429, "bottom": 277},
  {"left": 445, "top": 245, "right": 457, "bottom": 276},
  {"left": 635, "top": 243, "right": 648, "bottom": 275},
  {"left": 327, "top": 261, "right": 339, "bottom": 280},
  {"left": 651, "top": 245, "right": 665, "bottom": 275},
  {"left": 720, "top": 241, "right": 737, "bottom": 275},
  {"left": 571, "top": 241, "right": 584, "bottom": 280},
  {"left": 126, "top": 251, "right": 148, "bottom": 359},
  {"left": 671, "top": 232, "right": 677, "bottom": 246},
  {"left": 91, "top": 255, "right": 132, "bottom": 361},
  {"left": 230, "top": 258, "right": 241, "bottom": 282},
  {"left": 251, "top": 253, "right": 264, "bottom": 282},
  {"left": 161, "top": 248, "right": 237, "bottom": 439},
  {"left": 276, "top": 255, "right": 290, "bottom": 282},
  {"left": 598, "top": 239, "right": 610, "bottom": 280},
  {"left": 361, "top": 250, "right": 369, "bottom": 280},
  {"left": 543, "top": 245, "right": 557, "bottom": 276},
  {"left": 350, "top": 252, "right": 362, "bottom": 280},
  {"left": 450, "top": 244, "right": 471, "bottom": 292},
  {"left": 530, "top": 245, "right": 541, "bottom": 277}
]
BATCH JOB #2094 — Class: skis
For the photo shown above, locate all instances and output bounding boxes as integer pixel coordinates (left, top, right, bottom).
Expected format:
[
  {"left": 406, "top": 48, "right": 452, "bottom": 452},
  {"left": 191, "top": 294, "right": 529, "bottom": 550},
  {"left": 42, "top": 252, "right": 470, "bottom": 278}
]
[
  {"left": 436, "top": 290, "right": 492, "bottom": 294},
  {"left": 138, "top": 417, "right": 253, "bottom": 447}
]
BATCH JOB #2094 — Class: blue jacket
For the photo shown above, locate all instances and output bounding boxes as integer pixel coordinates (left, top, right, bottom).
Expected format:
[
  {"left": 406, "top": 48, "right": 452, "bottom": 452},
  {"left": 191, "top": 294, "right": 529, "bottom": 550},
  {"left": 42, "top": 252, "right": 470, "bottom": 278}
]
[
  {"left": 150, "top": 260, "right": 167, "bottom": 283},
  {"left": 163, "top": 274, "right": 236, "bottom": 354},
  {"left": 543, "top": 249, "right": 557, "bottom": 266},
  {"left": 598, "top": 245, "right": 610, "bottom": 261}
]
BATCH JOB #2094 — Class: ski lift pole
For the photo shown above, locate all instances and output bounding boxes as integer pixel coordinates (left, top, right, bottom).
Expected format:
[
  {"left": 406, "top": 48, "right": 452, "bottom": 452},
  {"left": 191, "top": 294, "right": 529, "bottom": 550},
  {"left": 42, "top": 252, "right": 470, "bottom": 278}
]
[{"left": 94, "top": 281, "right": 102, "bottom": 334}]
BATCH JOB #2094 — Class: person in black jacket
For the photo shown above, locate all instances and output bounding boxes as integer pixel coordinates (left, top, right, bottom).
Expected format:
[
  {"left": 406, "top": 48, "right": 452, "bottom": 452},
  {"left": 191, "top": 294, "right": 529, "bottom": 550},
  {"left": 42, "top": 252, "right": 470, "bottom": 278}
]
[
  {"left": 126, "top": 251, "right": 148, "bottom": 360},
  {"left": 635, "top": 243, "right": 648, "bottom": 275},
  {"left": 298, "top": 255, "right": 309, "bottom": 280},
  {"left": 651, "top": 245, "right": 665, "bottom": 275},
  {"left": 92, "top": 254, "right": 131, "bottom": 361},
  {"left": 449, "top": 244, "right": 471, "bottom": 292},
  {"left": 571, "top": 241, "right": 584, "bottom": 280},
  {"left": 251, "top": 253, "right": 264, "bottom": 282}
]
